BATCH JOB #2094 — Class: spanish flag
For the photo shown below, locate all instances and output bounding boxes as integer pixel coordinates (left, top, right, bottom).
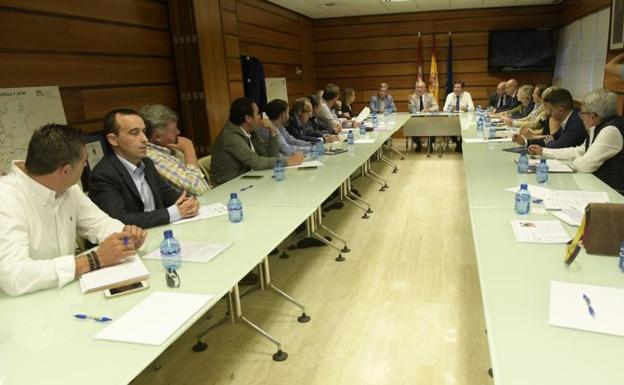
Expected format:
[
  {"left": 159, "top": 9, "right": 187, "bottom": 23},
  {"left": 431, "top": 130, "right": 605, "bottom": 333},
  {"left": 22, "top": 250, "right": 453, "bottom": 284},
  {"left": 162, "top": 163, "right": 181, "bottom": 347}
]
[{"left": 428, "top": 35, "right": 439, "bottom": 102}]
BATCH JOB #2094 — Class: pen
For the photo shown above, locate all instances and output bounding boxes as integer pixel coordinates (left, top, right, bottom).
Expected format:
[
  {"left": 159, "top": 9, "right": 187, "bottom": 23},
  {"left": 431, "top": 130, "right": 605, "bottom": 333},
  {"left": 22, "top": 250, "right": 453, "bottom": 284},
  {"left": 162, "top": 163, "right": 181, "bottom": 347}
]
[
  {"left": 73, "top": 314, "right": 112, "bottom": 322},
  {"left": 123, "top": 237, "right": 128, "bottom": 247},
  {"left": 582, "top": 294, "right": 596, "bottom": 318},
  {"left": 241, "top": 184, "right": 254, "bottom": 191}
]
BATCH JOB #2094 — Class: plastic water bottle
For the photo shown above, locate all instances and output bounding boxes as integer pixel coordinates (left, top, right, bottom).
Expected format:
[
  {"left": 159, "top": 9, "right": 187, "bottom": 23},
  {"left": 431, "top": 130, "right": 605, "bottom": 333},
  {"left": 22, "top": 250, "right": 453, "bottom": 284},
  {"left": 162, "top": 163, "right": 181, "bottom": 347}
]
[
  {"left": 517, "top": 151, "right": 529, "bottom": 173},
  {"left": 536, "top": 159, "right": 549, "bottom": 184},
  {"left": 618, "top": 241, "right": 624, "bottom": 272},
  {"left": 310, "top": 143, "right": 319, "bottom": 160},
  {"left": 359, "top": 124, "right": 366, "bottom": 135},
  {"left": 160, "top": 229, "right": 181, "bottom": 271},
  {"left": 227, "top": 192, "right": 243, "bottom": 222},
  {"left": 372, "top": 113, "right": 378, "bottom": 128},
  {"left": 315, "top": 141, "right": 324, "bottom": 157},
  {"left": 477, "top": 117, "right": 484, "bottom": 133},
  {"left": 347, "top": 130, "right": 354, "bottom": 145},
  {"left": 273, "top": 159, "right": 285, "bottom": 181},
  {"left": 488, "top": 123, "right": 497, "bottom": 139},
  {"left": 514, "top": 183, "right": 531, "bottom": 215}
]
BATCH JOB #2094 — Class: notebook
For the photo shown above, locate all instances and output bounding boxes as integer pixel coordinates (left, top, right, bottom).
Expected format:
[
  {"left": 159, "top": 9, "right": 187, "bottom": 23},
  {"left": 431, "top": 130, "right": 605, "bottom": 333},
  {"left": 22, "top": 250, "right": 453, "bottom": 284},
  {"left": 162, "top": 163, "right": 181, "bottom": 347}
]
[{"left": 79, "top": 254, "right": 150, "bottom": 293}]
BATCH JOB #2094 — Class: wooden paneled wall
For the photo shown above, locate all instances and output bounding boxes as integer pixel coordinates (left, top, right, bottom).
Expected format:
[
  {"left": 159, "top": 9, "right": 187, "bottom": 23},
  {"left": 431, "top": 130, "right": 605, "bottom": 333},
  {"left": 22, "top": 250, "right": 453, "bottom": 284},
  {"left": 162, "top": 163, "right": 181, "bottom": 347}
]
[
  {"left": 313, "top": 6, "right": 560, "bottom": 113},
  {"left": 0, "top": 0, "right": 177, "bottom": 134}
]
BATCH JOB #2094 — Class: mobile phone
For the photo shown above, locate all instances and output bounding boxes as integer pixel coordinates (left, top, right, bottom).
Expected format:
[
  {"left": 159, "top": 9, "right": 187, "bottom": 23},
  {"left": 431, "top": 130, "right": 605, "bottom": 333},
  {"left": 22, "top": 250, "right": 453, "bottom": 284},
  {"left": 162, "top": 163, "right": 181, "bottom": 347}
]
[
  {"left": 241, "top": 175, "right": 263, "bottom": 179},
  {"left": 298, "top": 166, "right": 318, "bottom": 170},
  {"left": 104, "top": 281, "right": 149, "bottom": 298}
]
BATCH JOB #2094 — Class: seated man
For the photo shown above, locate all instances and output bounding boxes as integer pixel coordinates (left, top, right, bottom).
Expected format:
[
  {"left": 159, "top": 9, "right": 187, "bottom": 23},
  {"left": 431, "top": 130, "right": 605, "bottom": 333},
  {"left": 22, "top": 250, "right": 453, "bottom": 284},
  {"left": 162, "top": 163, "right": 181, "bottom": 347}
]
[
  {"left": 443, "top": 80, "right": 474, "bottom": 112},
  {"left": 287, "top": 98, "right": 335, "bottom": 144},
  {"left": 488, "top": 81, "right": 507, "bottom": 110},
  {"left": 501, "top": 85, "right": 534, "bottom": 119},
  {"left": 512, "top": 87, "right": 586, "bottom": 149},
  {"left": 503, "top": 84, "right": 547, "bottom": 129},
  {"left": 370, "top": 83, "right": 397, "bottom": 114},
  {"left": 258, "top": 99, "right": 313, "bottom": 156},
  {"left": 317, "top": 83, "right": 343, "bottom": 134},
  {"left": 528, "top": 89, "right": 624, "bottom": 194},
  {"left": 140, "top": 104, "right": 209, "bottom": 195},
  {"left": 408, "top": 80, "right": 440, "bottom": 152},
  {"left": 0, "top": 123, "right": 146, "bottom": 296},
  {"left": 495, "top": 78, "right": 519, "bottom": 113},
  {"left": 308, "top": 94, "right": 335, "bottom": 137},
  {"left": 210, "top": 97, "right": 304, "bottom": 186},
  {"left": 89, "top": 108, "right": 199, "bottom": 229}
]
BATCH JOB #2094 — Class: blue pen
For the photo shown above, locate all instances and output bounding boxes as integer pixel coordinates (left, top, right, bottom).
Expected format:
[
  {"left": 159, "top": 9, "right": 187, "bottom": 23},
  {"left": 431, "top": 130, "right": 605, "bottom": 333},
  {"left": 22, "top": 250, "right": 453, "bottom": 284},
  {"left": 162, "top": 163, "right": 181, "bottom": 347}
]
[
  {"left": 241, "top": 184, "right": 254, "bottom": 191},
  {"left": 123, "top": 237, "right": 128, "bottom": 247},
  {"left": 582, "top": 294, "right": 596, "bottom": 318},
  {"left": 74, "top": 314, "right": 112, "bottom": 322}
]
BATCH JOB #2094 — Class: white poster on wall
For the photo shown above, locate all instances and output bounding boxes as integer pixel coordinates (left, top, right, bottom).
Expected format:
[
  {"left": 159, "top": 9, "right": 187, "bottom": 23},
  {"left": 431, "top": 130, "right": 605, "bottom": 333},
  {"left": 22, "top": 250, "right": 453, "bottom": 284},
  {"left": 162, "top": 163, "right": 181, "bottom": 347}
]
[
  {"left": 0, "top": 86, "right": 66, "bottom": 174},
  {"left": 265, "top": 77, "right": 288, "bottom": 103}
]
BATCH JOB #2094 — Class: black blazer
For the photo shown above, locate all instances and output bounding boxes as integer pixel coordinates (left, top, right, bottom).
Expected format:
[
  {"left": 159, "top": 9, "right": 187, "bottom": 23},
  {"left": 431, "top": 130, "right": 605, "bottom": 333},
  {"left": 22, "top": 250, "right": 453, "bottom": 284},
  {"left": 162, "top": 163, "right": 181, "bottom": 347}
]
[
  {"left": 89, "top": 155, "right": 181, "bottom": 229},
  {"left": 286, "top": 114, "right": 323, "bottom": 143},
  {"left": 528, "top": 108, "right": 587, "bottom": 149},
  {"left": 495, "top": 94, "right": 518, "bottom": 113},
  {"left": 488, "top": 93, "right": 504, "bottom": 109}
]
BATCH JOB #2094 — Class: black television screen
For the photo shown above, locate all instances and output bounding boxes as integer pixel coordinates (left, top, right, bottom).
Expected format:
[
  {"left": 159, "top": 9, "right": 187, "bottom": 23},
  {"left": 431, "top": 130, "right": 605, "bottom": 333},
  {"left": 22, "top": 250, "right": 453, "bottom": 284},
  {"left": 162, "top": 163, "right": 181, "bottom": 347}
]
[{"left": 488, "top": 29, "right": 555, "bottom": 72}]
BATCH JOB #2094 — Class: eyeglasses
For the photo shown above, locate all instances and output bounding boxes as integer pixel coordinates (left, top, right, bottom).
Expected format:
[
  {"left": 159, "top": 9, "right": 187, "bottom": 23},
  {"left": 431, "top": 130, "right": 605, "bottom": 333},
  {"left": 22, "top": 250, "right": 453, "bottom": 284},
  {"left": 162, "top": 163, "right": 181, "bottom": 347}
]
[
  {"left": 165, "top": 268, "right": 180, "bottom": 288},
  {"left": 578, "top": 111, "right": 594, "bottom": 118}
]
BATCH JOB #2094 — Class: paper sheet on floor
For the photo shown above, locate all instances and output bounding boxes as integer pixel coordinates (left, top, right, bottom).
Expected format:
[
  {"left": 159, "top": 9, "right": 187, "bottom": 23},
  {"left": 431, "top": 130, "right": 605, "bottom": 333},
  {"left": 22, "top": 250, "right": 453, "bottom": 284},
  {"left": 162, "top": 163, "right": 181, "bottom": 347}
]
[
  {"left": 510, "top": 220, "right": 571, "bottom": 243},
  {"left": 143, "top": 241, "right": 231, "bottom": 263},
  {"left": 549, "top": 281, "right": 624, "bottom": 337}
]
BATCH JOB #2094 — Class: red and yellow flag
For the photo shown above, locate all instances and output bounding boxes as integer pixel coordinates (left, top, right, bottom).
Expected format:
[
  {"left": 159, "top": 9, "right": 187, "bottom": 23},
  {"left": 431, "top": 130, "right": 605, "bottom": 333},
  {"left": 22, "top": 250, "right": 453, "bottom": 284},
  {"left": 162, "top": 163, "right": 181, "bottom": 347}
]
[{"left": 428, "top": 35, "right": 439, "bottom": 102}]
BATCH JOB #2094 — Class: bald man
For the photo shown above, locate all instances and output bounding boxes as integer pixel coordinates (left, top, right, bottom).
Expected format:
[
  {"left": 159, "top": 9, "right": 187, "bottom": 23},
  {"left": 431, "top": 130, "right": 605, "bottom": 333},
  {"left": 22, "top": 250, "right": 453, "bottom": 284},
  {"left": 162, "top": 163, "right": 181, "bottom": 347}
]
[
  {"left": 489, "top": 81, "right": 507, "bottom": 110},
  {"left": 408, "top": 81, "right": 439, "bottom": 152},
  {"left": 496, "top": 79, "right": 519, "bottom": 113}
]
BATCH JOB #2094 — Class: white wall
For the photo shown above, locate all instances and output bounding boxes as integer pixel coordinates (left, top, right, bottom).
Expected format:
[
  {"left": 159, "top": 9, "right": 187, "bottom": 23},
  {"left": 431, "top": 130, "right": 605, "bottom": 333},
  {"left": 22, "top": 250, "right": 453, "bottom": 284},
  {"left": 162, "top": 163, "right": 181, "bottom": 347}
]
[{"left": 553, "top": 8, "right": 610, "bottom": 99}]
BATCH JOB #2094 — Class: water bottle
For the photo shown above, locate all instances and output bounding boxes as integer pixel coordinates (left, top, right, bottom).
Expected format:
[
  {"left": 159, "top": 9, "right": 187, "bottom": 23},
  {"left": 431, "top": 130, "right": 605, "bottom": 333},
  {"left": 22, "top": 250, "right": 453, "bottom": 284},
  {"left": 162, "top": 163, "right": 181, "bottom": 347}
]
[
  {"left": 310, "top": 143, "right": 319, "bottom": 160},
  {"left": 347, "top": 130, "right": 354, "bottom": 145},
  {"left": 227, "top": 192, "right": 243, "bottom": 222},
  {"left": 372, "top": 113, "right": 378, "bottom": 128},
  {"left": 488, "top": 123, "right": 497, "bottom": 139},
  {"left": 477, "top": 117, "right": 484, "bottom": 133},
  {"left": 536, "top": 159, "right": 549, "bottom": 184},
  {"left": 359, "top": 123, "right": 366, "bottom": 135},
  {"left": 160, "top": 229, "right": 181, "bottom": 271},
  {"left": 517, "top": 151, "right": 529, "bottom": 173},
  {"left": 273, "top": 159, "right": 285, "bottom": 181},
  {"left": 514, "top": 183, "right": 531, "bottom": 215},
  {"left": 618, "top": 241, "right": 624, "bottom": 272}
]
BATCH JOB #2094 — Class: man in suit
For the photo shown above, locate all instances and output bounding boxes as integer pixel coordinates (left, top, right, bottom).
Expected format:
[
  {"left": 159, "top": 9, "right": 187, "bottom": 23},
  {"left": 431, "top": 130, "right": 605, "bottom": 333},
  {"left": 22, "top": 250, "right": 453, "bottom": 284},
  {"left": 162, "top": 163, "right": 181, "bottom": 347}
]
[
  {"left": 488, "top": 81, "right": 507, "bottom": 110},
  {"left": 496, "top": 79, "right": 519, "bottom": 112},
  {"left": 369, "top": 83, "right": 397, "bottom": 114},
  {"left": 89, "top": 108, "right": 199, "bottom": 229},
  {"left": 408, "top": 80, "right": 440, "bottom": 152},
  {"left": 210, "top": 97, "right": 304, "bottom": 186},
  {"left": 286, "top": 98, "right": 337, "bottom": 144},
  {"left": 512, "top": 87, "right": 587, "bottom": 149}
]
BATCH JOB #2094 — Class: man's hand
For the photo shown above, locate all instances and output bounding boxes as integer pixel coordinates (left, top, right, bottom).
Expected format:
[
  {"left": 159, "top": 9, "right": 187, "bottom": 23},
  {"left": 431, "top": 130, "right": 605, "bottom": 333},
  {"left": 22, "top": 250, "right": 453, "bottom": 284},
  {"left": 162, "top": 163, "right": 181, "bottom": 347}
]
[
  {"left": 167, "top": 136, "right": 194, "bottom": 154},
  {"left": 176, "top": 191, "right": 199, "bottom": 218},
  {"left": 528, "top": 145, "right": 543, "bottom": 156},
  {"left": 286, "top": 152, "right": 304, "bottom": 167},
  {"left": 323, "top": 135, "right": 335, "bottom": 143},
  {"left": 512, "top": 133, "right": 527, "bottom": 146},
  {"left": 123, "top": 225, "right": 147, "bottom": 250},
  {"left": 96, "top": 231, "right": 136, "bottom": 267},
  {"left": 502, "top": 116, "right": 513, "bottom": 126}
]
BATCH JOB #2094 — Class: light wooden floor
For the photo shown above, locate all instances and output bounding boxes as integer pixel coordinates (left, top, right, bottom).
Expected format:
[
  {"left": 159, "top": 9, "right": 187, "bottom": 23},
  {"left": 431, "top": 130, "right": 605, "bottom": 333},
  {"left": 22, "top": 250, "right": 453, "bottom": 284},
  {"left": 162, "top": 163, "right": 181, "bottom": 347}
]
[{"left": 132, "top": 145, "right": 492, "bottom": 385}]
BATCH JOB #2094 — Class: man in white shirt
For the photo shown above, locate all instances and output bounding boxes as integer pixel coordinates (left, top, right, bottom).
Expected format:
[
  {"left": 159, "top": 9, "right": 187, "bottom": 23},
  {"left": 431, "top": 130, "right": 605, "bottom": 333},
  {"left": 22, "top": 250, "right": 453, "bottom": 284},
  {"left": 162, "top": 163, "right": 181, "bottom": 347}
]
[
  {"left": 443, "top": 80, "right": 474, "bottom": 112},
  {"left": 317, "top": 84, "right": 343, "bottom": 134},
  {"left": 0, "top": 124, "right": 147, "bottom": 296},
  {"left": 528, "top": 89, "right": 624, "bottom": 193}
]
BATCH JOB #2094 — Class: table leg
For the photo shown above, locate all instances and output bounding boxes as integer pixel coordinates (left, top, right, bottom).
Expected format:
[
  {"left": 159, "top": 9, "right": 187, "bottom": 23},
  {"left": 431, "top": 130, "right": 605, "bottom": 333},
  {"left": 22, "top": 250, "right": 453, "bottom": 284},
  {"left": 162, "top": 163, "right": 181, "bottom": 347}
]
[{"left": 262, "top": 257, "right": 310, "bottom": 323}]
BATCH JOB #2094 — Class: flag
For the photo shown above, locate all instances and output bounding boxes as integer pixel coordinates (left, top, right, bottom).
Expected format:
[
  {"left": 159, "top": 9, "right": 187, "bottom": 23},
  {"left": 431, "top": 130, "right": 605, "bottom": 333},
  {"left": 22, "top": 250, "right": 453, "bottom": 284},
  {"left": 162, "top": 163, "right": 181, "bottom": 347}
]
[
  {"left": 416, "top": 32, "right": 423, "bottom": 82},
  {"left": 428, "top": 35, "right": 439, "bottom": 102},
  {"left": 445, "top": 31, "right": 453, "bottom": 97}
]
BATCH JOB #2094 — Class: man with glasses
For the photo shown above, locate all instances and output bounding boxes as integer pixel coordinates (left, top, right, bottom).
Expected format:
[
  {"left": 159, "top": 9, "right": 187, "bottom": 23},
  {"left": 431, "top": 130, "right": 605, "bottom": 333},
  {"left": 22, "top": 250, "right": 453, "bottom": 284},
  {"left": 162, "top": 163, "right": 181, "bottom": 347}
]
[
  {"left": 370, "top": 83, "right": 397, "bottom": 114},
  {"left": 528, "top": 89, "right": 624, "bottom": 193}
]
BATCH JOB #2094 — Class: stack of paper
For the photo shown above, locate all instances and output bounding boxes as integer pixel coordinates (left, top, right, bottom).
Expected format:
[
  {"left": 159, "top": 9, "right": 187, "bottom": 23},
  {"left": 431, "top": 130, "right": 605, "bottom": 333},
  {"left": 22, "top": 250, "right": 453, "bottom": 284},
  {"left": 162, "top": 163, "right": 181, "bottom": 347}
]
[
  {"left": 354, "top": 138, "right": 376, "bottom": 144},
  {"left": 464, "top": 137, "right": 512, "bottom": 143},
  {"left": 94, "top": 291, "right": 214, "bottom": 345},
  {"left": 527, "top": 159, "right": 573, "bottom": 173},
  {"left": 543, "top": 190, "right": 609, "bottom": 210},
  {"left": 504, "top": 184, "right": 553, "bottom": 200},
  {"left": 549, "top": 207, "right": 584, "bottom": 226},
  {"left": 79, "top": 254, "right": 150, "bottom": 293},
  {"left": 172, "top": 203, "right": 227, "bottom": 225},
  {"left": 510, "top": 220, "right": 571, "bottom": 243},
  {"left": 285, "top": 160, "right": 324, "bottom": 169},
  {"left": 549, "top": 281, "right": 624, "bottom": 337},
  {"left": 143, "top": 241, "right": 231, "bottom": 263}
]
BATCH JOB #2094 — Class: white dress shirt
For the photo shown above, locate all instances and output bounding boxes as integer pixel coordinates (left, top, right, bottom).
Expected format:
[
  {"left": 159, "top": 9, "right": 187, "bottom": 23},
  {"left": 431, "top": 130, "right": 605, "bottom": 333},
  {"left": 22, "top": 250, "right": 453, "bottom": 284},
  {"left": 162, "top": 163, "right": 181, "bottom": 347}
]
[
  {"left": 542, "top": 125, "right": 624, "bottom": 172},
  {"left": 317, "top": 100, "right": 340, "bottom": 132},
  {"left": 0, "top": 162, "right": 124, "bottom": 296},
  {"left": 443, "top": 91, "right": 474, "bottom": 112}
]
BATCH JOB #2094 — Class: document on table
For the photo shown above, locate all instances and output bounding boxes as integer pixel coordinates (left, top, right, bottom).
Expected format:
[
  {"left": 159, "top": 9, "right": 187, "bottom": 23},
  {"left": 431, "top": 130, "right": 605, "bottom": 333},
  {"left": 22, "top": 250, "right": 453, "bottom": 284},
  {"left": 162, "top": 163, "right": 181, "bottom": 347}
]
[
  {"left": 510, "top": 220, "right": 571, "bottom": 243},
  {"left": 543, "top": 190, "right": 609, "bottom": 210},
  {"left": 464, "top": 137, "right": 512, "bottom": 143},
  {"left": 286, "top": 160, "right": 324, "bottom": 169},
  {"left": 172, "top": 203, "right": 227, "bottom": 225},
  {"left": 94, "top": 291, "right": 214, "bottom": 345},
  {"left": 526, "top": 159, "right": 573, "bottom": 173},
  {"left": 549, "top": 207, "right": 584, "bottom": 226},
  {"left": 504, "top": 184, "right": 553, "bottom": 201},
  {"left": 79, "top": 254, "right": 150, "bottom": 293},
  {"left": 143, "top": 241, "right": 231, "bottom": 263},
  {"left": 549, "top": 281, "right": 624, "bottom": 337},
  {"left": 354, "top": 138, "right": 376, "bottom": 144}
]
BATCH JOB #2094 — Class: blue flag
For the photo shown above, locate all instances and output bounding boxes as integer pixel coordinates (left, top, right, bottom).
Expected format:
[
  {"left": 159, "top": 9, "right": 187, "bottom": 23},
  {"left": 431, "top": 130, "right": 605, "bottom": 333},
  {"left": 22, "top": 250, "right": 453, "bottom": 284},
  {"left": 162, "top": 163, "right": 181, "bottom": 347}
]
[{"left": 445, "top": 33, "right": 453, "bottom": 96}]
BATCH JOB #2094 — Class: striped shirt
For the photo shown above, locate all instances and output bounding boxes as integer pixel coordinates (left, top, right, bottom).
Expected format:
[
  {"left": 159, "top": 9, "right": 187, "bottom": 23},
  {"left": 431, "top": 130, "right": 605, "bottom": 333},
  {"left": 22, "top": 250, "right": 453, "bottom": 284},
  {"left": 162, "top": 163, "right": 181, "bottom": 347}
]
[{"left": 146, "top": 143, "right": 209, "bottom": 195}]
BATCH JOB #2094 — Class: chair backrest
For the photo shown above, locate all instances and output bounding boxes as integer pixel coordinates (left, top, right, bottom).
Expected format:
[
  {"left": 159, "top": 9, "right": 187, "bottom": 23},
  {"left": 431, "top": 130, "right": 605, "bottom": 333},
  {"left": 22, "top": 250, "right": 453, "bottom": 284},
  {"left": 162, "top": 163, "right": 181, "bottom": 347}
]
[{"left": 198, "top": 155, "right": 212, "bottom": 187}]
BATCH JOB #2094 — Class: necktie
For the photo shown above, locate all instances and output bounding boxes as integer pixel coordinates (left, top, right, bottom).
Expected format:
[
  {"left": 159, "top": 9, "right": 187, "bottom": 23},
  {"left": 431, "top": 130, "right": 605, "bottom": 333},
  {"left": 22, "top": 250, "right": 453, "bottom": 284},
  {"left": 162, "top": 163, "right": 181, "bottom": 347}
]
[
  {"left": 419, "top": 96, "right": 424, "bottom": 111},
  {"left": 497, "top": 95, "right": 502, "bottom": 108},
  {"left": 455, "top": 95, "right": 460, "bottom": 112}
]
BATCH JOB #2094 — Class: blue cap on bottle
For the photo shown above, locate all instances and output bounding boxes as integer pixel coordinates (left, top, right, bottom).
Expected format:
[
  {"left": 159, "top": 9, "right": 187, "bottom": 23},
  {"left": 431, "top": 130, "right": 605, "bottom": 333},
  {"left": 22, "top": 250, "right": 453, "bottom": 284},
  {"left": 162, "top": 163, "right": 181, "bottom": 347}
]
[
  {"left": 164, "top": 229, "right": 173, "bottom": 238},
  {"left": 230, "top": 192, "right": 237, "bottom": 199},
  {"left": 540, "top": 159, "right": 547, "bottom": 164},
  {"left": 520, "top": 183, "right": 528, "bottom": 189}
]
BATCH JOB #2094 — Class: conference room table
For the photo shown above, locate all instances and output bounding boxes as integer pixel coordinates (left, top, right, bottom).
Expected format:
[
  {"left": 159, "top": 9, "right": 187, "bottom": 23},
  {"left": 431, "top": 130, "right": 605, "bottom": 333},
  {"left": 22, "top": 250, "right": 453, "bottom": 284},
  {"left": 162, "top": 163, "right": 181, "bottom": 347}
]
[{"left": 0, "top": 114, "right": 411, "bottom": 385}]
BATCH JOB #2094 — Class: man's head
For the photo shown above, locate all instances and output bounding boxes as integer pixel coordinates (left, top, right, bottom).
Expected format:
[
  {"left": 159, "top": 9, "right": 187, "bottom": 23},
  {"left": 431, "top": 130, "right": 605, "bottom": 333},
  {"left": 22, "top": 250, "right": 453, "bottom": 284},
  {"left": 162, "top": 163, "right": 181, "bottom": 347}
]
[
  {"left": 265, "top": 99, "right": 289, "bottom": 125},
  {"left": 505, "top": 79, "right": 518, "bottom": 96},
  {"left": 517, "top": 85, "right": 534, "bottom": 106},
  {"left": 308, "top": 94, "right": 321, "bottom": 116},
  {"left": 542, "top": 87, "right": 574, "bottom": 121},
  {"left": 341, "top": 88, "right": 355, "bottom": 105},
  {"left": 103, "top": 108, "right": 148, "bottom": 165},
  {"left": 229, "top": 97, "right": 261, "bottom": 132},
  {"left": 453, "top": 81, "right": 465, "bottom": 96},
  {"left": 496, "top": 81, "right": 506, "bottom": 96},
  {"left": 415, "top": 81, "right": 428, "bottom": 96},
  {"left": 322, "top": 83, "right": 340, "bottom": 107},
  {"left": 24, "top": 123, "right": 87, "bottom": 192},
  {"left": 377, "top": 83, "right": 389, "bottom": 98},
  {"left": 139, "top": 104, "right": 180, "bottom": 148},
  {"left": 580, "top": 88, "right": 618, "bottom": 129},
  {"left": 292, "top": 97, "right": 313, "bottom": 126},
  {"left": 533, "top": 84, "right": 548, "bottom": 103}
]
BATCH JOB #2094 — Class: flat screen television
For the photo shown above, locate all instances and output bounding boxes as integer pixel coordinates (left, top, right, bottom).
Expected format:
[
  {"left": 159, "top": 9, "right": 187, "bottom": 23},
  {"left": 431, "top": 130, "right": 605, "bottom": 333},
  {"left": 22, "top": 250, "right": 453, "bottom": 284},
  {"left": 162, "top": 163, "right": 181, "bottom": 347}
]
[{"left": 488, "top": 29, "right": 555, "bottom": 72}]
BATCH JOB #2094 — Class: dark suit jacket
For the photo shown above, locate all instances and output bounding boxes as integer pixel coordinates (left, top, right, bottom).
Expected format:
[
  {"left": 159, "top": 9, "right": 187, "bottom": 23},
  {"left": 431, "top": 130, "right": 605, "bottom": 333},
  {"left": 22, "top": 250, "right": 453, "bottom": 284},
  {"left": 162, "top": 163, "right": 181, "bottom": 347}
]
[
  {"left": 89, "top": 155, "right": 181, "bottom": 229},
  {"left": 528, "top": 109, "right": 587, "bottom": 149},
  {"left": 286, "top": 114, "right": 323, "bottom": 143},
  {"left": 488, "top": 93, "right": 505, "bottom": 109},
  {"left": 495, "top": 93, "right": 518, "bottom": 113}
]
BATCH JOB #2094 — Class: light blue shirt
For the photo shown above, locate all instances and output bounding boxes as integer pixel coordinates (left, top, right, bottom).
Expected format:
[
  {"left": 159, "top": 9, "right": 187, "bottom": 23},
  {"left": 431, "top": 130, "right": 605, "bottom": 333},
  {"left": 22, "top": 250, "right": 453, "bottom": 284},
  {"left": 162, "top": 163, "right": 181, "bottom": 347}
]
[
  {"left": 115, "top": 154, "right": 181, "bottom": 222},
  {"left": 256, "top": 122, "right": 312, "bottom": 156}
]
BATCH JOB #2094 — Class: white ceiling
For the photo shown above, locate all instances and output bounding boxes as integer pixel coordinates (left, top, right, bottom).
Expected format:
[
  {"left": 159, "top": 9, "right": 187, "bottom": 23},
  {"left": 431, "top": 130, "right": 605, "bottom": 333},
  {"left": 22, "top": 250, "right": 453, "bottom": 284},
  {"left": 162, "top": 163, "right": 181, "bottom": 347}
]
[{"left": 267, "top": 0, "right": 560, "bottom": 19}]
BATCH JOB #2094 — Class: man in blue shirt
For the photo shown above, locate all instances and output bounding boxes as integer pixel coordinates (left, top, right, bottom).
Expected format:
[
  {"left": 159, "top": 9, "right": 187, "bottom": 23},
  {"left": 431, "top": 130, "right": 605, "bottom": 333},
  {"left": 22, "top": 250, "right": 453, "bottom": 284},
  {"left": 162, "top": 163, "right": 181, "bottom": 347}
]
[
  {"left": 369, "top": 83, "right": 397, "bottom": 114},
  {"left": 258, "top": 99, "right": 312, "bottom": 156}
]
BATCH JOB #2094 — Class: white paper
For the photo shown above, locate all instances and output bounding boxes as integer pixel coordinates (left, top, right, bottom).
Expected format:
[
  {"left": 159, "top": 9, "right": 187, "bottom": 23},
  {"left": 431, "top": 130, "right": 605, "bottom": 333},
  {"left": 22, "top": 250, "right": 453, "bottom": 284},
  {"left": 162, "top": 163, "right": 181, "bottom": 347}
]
[
  {"left": 143, "top": 241, "right": 231, "bottom": 263},
  {"left": 550, "top": 207, "right": 584, "bottom": 226},
  {"left": 510, "top": 220, "right": 571, "bottom": 243},
  {"left": 527, "top": 159, "right": 574, "bottom": 173},
  {"left": 464, "top": 137, "right": 512, "bottom": 143},
  {"left": 354, "top": 138, "right": 376, "bottom": 144},
  {"left": 543, "top": 190, "right": 609, "bottom": 210},
  {"left": 172, "top": 203, "right": 227, "bottom": 225},
  {"left": 79, "top": 255, "right": 150, "bottom": 293},
  {"left": 549, "top": 281, "right": 624, "bottom": 337},
  {"left": 354, "top": 106, "right": 370, "bottom": 123},
  {"left": 284, "top": 160, "right": 324, "bottom": 169},
  {"left": 94, "top": 291, "right": 214, "bottom": 345},
  {"left": 504, "top": 184, "right": 553, "bottom": 201}
]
